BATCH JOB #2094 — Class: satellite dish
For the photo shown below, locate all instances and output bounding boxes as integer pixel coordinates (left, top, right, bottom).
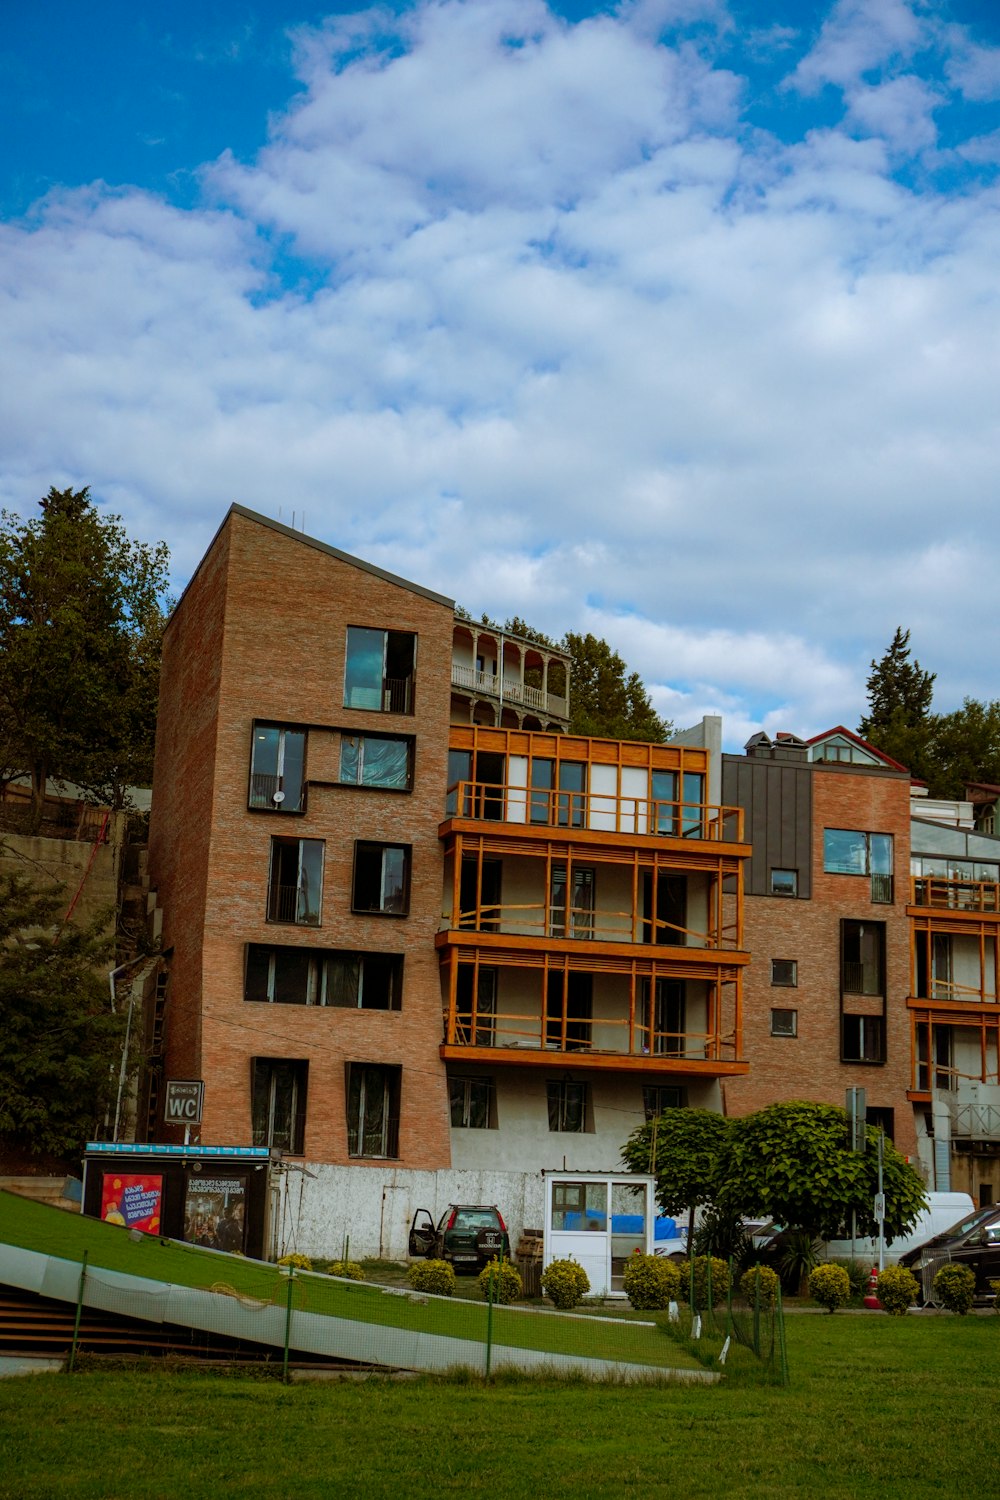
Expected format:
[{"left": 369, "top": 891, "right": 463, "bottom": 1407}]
[{"left": 272, "top": 790, "right": 285, "bottom": 804}]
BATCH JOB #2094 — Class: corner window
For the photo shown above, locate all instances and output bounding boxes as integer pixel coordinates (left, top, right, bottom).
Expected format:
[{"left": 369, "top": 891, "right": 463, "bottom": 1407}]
[
  {"left": 344, "top": 627, "right": 416, "bottom": 713},
  {"left": 353, "top": 842, "right": 410, "bottom": 915},
  {"left": 771, "top": 959, "right": 797, "bottom": 987},
  {"left": 251, "top": 1058, "right": 307, "bottom": 1153},
  {"left": 267, "top": 838, "right": 324, "bottom": 926},
  {"left": 770, "top": 1009, "right": 798, "bottom": 1037},
  {"left": 339, "top": 734, "right": 413, "bottom": 790},
  {"left": 249, "top": 724, "right": 306, "bottom": 812},
  {"left": 824, "top": 830, "right": 893, "bottom": 900},
  {"left": 771, "top": 869, "right": 797, "bottom": 898},
  {"left": 244, "top": 945, "right": 402, "bottom": 1010},
  {"left": 546, "top": 1079, "right": 590, "bottom": 1133},
  {"left": 346, "top": 1063, "right": 401, "bottom": 1158},
  {"left": 449, "top": 1076, "right": 496, "bottom": 1129},
  {"left": 842, "top": 1014, "right": 885, "bottom": 1063}
]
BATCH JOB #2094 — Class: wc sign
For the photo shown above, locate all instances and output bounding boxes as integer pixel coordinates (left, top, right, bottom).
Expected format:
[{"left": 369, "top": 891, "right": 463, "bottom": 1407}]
[{"left": 163, "top": 1080, "right": 205, "bottom": 1126}]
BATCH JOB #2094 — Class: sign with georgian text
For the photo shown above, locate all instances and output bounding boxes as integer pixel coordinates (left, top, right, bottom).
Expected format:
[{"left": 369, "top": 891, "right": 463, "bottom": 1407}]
[{"left": 163, "top": 1079, "right": 205, "bottom": 1125}]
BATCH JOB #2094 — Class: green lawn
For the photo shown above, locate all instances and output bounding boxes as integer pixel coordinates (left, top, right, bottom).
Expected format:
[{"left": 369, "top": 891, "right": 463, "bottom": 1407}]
[
  {"left": 0, "top": 1191, "right": 699, "bottom": 1370},
  {"left": 0, "top": 1313, "right": 995, "bottom": 1499}
]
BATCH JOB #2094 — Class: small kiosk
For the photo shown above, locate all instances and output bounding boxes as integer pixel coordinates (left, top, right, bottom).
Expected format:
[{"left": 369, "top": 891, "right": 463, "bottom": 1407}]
[
  {"left": 543, "top": 1172, "right": 657, "bottom": 1298},
  {"left": 82, "top": 1143, "right": 274, "bottom": 1260}
]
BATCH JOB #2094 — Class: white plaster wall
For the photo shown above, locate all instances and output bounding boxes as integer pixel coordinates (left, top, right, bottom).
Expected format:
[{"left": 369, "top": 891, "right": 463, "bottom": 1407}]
[
  {"left": 591, "top": 974, "right": 631, "bottom": 1052},
  {"left": 497, "top": 854, "right": 545, "bottom": 938},
  {"left": 589, "top": 763, "right": 618, "bottom": 831},
  {"left": 598, "top": 864, "right": 636, "bottom": 942},
  {"left": 686, "top": 876, "right": 710, "bottom": 949},
  {"left": 507, "top": 753, "right": 528, "bottom": 823},
  {"left": 950, "top": 934, "right": 996, "bottom": 1002}
]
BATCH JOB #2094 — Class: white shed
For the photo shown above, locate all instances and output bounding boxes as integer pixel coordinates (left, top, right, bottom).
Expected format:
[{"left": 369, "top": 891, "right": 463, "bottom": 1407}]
[{"left": 543, "top": 1172, "right": 657, "bottom": 1298}]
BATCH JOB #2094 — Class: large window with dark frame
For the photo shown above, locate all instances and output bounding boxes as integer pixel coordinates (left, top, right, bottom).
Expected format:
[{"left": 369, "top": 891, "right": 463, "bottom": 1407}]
[
  {"left": 267, "top": 837, "right": 324, "bottom": 925},
  {"left": 549, "top": 864, "right": 595, "bottom": 938},
  {"left": 339, "top": 733, "right": 413, "bottom": 790},
  {"left": 346, "top": 1063, "right": 401, "bottom": 1158},
  {"left": 824, "top": 829, "right": 894, "bottom": 902},
  {"left": 344, "top": 627, "right": 416, "bottom": 714},
  {"left": 353, "top": 842, "right": 410, "bottom": 915},
  {"left": 244, "top": 945, "right": 402, "bottom": 1009},
  {"left": 841, "top": 1014, "right": 885, "bottom": 1064},
  {"left": 546, "top": 1079, "right": 590, "bottom": 1133},
  {"left": 449, "top": 1076, "right": 497, "bottom": 1129},
  {"left": 248, "top": 723, "right": 306, "bottom": 812},
  {"left": 251, "top": 1058, "right": 307, "bottom": 1153}
]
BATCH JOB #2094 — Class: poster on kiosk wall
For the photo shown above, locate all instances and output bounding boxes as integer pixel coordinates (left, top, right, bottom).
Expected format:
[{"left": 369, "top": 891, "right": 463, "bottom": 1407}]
[
  {"left": 101, "top": 1174, "right": 163, "bottom": 1233},
  {"left": 183, "top": 1176, "right": 247, "bottom": 1253}
]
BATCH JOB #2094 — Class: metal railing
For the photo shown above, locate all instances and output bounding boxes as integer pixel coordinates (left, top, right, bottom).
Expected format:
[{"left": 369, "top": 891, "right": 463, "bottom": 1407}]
[
  {"left": 450, "top": 664, "right": 566, "bottom": 715},
  {"left": 445, "top": 778, "right": 743, "bottom": 842},
  {"left": 950, "top": 1101, "right": 1000, "bottom": 1139}
]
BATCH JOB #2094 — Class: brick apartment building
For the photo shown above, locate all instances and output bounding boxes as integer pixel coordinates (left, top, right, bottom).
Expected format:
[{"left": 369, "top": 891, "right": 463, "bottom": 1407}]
[{"left": 146, "top": 506, "right": 752, "bottom": 1257}]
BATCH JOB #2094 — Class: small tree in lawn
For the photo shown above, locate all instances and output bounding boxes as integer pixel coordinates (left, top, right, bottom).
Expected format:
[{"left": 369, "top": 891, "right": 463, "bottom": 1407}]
[{"left": 620, "top": 1108, "right": 730, "bottom": 1245}]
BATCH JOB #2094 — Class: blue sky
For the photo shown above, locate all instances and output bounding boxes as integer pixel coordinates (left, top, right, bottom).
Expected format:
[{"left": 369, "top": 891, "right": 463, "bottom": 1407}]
[{"left": 4, "top": 0, "right": 1000, "bottom": 748}]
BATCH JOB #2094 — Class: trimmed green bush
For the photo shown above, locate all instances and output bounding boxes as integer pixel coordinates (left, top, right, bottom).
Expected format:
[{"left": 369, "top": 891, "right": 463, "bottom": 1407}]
[
  {"left": 876, "top": 1264, "right": 919, "bottom": 1316},
  {"left": 478, "top": 1258, "right": 522, "bottom": 1304},
  {"left": 739, "top": 1264, "right": 780, "bottom": 1307},
  {"left": 407, "top": 1259, "right": 456, "bottom": 1297},
  {"left": 681, "top": 1256, "right": 730, "bottom": 1310},
  {"left": 622, "top": 1254, "right": 681, "bottom": 1311},
  {"left": 277, "top": 1252, "right": 312, "bottom": 1272},
  {"left": 540, "top": 1258, "right": 590, "bottom": 1310},
  {"left": 326, "top": 1260, "right": 365, "bottom": 1281},
  {"left": 933, "top": 1262, "right": 976, "bottom": 1315},
  {"left": 808, "top": 1262, "right": 852, "bottom": 1313}
]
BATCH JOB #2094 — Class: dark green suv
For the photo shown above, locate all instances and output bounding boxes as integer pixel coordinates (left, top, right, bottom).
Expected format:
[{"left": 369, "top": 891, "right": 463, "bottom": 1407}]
[{"left": 408, "top": 1205, "right": 510, "bottom": 1273}]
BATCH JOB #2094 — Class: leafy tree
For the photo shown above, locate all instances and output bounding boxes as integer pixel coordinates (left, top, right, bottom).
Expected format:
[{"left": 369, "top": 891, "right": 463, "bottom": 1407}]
[
  {"left": 0, "top": 870, "right": 125, "bottom": 1161},
  {"left": 620, "top": 1108, "right": 730, "bottom": 1243},
  {"left": 466, "top": 611, "right": 672, "bottom": 742},
  {"left": 0, "top": 487, "right": 170, "bottom": 824},
  {"left": 858, "top": 627, "right": 935, "bottom": 777},
  {"left": 715, "top": 1101, "right": 926, "bottom": 1242},
  {"left": 924, "top": 698, "right": 1000, "bottom": 800},
  {"left": 562, "top": 631, "right": 671, "bottom": 742}
]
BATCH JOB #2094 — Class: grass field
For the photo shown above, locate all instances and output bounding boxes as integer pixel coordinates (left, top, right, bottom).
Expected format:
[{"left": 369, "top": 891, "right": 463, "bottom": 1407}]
[{"left": 0, "top": 1312, "right": 996, "bottom": 1499}]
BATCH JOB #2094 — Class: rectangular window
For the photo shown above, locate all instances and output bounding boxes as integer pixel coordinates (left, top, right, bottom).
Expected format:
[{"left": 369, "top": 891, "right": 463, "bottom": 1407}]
[
  {"left": 771, "top": 959, "right": 797, "bottom": 987},
  {"left": 546, "top": 1079, "right": 590, "bottom": 1133},
  {"left": 639, "top": 977, "right": 685, "bottom": 1056},
  {"left": 346, "top": 1063, "right": 401, "bottom": 1157},
  {"left": 824, "top": 830, "right": 894, "bottom": 900},
  {"left": 842, "top": 920, "right": 884, "bottom": 996},
  {"left": 449, "top": 1076, "right": 496, "bottom": 1129},
  {"left": 249, "top": 723, "right": 306, "bottom": 812},
  {"left": 267, "top": 838, "right": 324, "bottom": 925},
  {"left": 244, "top": 945, "right": 402, "bottom": 1010},
  {"left": 549, "top": 864, "right": 595, "bottom": 938},
  {"left": 770, "top": 1008, "right": 798, "bottom": 1037},
  {"left": 339, "top": 734, "right": 413, "bottom": 790},
  {"left": 344, "top": 627, "right": 416, "bottom": 713},
  {"left": 642, "top": 1085, "right": 686, "bottom": 1120},
  {"left": 353, "top": 842, "right": 410, "bottom": 915},
  {"left": 545, "top": 972, "right": 593, "bottom": 1050},
  {"left": 842, "top": 1014, "right": 885, "bottom": 1063},
  {"left": 771, "top": 868, "right": 798, "bottom": 898},
  {"left": 455, "top": 966, "right": 497, "bottom": 1046},
  {"left": 251, "top": 1058, "right": 307, "bottom": 1153},
  {"left": 530, "top": 759, "right": 586, "bottom": 826},
  {"left": 651, "top": 769, "right": 678, "bottom": 834},
  {"left": 680, "top": 770, "right": 706, "bottom": 838}
]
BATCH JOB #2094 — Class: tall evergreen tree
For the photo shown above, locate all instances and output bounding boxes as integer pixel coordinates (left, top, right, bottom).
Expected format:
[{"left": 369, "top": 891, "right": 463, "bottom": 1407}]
[
  {"left": 858, "top": 627, "right": 935, "bottom": 776},
  {"left": 0, "top": 487, "right": 170, "bottom": 823}
]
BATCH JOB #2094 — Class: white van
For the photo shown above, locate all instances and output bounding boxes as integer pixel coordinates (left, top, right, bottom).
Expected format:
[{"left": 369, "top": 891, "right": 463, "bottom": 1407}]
[{"left": 823, "top": 1192, "right": 976, "bottom": 1265}]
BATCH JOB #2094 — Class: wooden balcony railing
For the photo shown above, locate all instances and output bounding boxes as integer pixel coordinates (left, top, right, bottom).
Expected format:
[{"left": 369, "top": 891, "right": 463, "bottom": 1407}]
[
  {"left": 910, "top": 876, "right": 1000, "bottom": 912},
  {"left": 445, "top": 779, "right": 744, "bottom": 842},
  {"left": 444, "top": 1005, "right": 716, "bottom": 1061},
  {"left": 451, "top": 897, "right": 736, "bottom": 949}
]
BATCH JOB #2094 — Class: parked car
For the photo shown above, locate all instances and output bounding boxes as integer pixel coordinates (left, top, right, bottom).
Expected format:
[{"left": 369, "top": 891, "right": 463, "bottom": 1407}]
[
  {"left": 408, "top": 1205, "right": 510, "bottom": 1273},
  {"left": 898, "top": 1203, "right": 1000, "bottom": 1304}
]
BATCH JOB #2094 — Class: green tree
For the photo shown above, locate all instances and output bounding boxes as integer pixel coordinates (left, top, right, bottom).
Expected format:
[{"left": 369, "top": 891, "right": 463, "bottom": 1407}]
[
  {"left": 715, "top": 1101, "right": 926, "bottom": 1242},
  {"left": 620, "top": 1108, "right": 730, "bottom": 1244},
  {"left": 858, "top": 627, "right": 935, "bottom": 776},
  {"left": 0, "top": 870, "right": 125, "bottom": 1161},
  {"left": 924, "top": 698, "right": 1000, "bottom": 800},
  {"left": 562, "top": 631, "right": 671, "bottom": 742},
  {"left": 0, "top": 487, "right": 170, "bottom": 824}
]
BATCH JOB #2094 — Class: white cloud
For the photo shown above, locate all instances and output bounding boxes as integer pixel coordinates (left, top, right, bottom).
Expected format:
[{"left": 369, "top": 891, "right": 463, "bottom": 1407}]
[{"left": 2, "top": 0, "right": 1000, "bottom": 745}]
